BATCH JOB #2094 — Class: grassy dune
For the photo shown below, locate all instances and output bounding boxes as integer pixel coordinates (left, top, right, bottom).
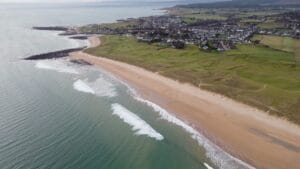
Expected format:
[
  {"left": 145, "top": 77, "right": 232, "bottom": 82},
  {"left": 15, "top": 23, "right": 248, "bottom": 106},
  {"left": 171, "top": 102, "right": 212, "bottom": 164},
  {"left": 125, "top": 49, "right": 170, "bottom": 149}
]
[{"left": 85, "top": 35, "right": 300, "bottom": 124}]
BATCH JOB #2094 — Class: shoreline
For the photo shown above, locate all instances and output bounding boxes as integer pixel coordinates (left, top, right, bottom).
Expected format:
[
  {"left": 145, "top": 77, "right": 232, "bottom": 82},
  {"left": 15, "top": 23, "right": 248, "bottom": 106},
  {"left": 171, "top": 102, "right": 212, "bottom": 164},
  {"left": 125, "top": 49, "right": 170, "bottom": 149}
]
[{"left": 70, "top": 36, "right": 300, "bottom": 169}]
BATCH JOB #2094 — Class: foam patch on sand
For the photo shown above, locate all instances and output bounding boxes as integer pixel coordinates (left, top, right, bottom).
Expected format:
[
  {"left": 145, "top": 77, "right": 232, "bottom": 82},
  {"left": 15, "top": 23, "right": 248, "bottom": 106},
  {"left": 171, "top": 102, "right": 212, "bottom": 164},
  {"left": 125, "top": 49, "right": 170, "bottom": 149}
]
[
  {"left": 133, "top": 97, "right": 255, "bottom": 169},
  {"left": 73, "top": 80, "right": 95, "bottom": 94},
  {"left": 111, "top": 103, "right": 164, "bottom": 141},
  {"left": 73, "top": 77, "right": 117, "bottom": 97},
  {"left": 35, "top": 59, "right": 79, "bottom": 74}
]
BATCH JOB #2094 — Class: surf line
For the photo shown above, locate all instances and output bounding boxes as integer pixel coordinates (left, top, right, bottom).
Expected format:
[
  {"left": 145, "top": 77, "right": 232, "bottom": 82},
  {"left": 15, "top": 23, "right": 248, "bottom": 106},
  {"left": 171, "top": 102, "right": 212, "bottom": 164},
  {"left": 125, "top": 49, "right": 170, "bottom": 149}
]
[{"left": 111, "top": 103, "right": 164, "bottom": 141}]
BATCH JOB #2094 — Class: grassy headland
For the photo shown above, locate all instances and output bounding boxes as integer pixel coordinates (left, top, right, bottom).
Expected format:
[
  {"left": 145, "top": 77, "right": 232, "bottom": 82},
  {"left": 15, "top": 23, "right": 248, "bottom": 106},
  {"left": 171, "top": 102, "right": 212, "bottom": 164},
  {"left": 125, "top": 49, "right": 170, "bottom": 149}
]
[{"left": 85, "top": 35, "right": 300, "bottom": 125}]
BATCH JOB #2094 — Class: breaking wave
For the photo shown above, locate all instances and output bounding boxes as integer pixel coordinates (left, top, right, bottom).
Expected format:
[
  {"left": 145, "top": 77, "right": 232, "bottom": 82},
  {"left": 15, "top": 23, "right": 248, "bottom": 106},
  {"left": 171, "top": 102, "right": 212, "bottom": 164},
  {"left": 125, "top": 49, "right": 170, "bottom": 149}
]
[
  {"left": 73, "top": 77, "right": 117, "bottom": 97},
  {"left": 35, "top": 59, "right": 79, "bottom": 74},
  {"left": 85, "top": 76, "right": 117, "bottom": 97},
  {"left": 132, "top": 95, "right": 254, "bottom": 169},
  {"left": 73, "top": 80, "right": 95, "bottom": 94},
  {"left": 80, "top": 64, "right": 253, "bottom": 168},
  {"left": 204, "top": 162, "right": 214, "bottom": 169},
  {"left": 111, "top": 103, "right": 164, "bottom": 141}
]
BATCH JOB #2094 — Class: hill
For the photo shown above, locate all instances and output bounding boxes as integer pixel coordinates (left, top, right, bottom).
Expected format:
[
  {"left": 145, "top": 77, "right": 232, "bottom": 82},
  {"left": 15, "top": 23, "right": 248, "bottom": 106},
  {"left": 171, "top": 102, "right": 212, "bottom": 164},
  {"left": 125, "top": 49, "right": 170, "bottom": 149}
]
[{"left": 176, "top": 0, "right": 300, "bottom": 8}]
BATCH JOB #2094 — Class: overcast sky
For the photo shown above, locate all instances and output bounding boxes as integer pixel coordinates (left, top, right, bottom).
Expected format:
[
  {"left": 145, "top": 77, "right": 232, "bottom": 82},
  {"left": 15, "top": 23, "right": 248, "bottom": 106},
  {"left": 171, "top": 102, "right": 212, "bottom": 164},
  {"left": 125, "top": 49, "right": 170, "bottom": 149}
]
[
  {"left": 0, "top": 0, "right": 98, "bottom": 2},
  {"left": 0, "top": 0, "right": 219, "bottom": 3},
  {"left": 0, "top": 0, "right": 180, "bottom": 2}
]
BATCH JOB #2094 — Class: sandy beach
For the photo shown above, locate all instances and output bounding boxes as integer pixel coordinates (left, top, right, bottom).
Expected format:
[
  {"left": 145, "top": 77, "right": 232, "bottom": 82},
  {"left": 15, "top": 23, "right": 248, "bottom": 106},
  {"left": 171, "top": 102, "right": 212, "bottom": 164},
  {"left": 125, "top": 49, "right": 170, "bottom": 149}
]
[{"left": 70, "top": 36, "right": 300, "bottom": 169}]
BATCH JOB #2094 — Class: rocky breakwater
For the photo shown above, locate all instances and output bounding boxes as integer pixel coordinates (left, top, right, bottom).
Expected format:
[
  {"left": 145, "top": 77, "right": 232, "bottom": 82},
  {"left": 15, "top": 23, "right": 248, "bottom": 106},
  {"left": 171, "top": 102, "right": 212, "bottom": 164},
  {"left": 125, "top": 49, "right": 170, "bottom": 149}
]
[
  {"left": 24, "top": 47, "right": 86, "bottom": 60},
  {"left": 33, "top": 26, "right": 69, "bottom": 31},
  {"left": 26, "top": 26, "right": 90, "bottom": 60},
  {"left": 33, "top": 26, "right": 79, "bottom": 36},
  {"left": 69, "top": 36, "right": 89, "bottom": 40}
]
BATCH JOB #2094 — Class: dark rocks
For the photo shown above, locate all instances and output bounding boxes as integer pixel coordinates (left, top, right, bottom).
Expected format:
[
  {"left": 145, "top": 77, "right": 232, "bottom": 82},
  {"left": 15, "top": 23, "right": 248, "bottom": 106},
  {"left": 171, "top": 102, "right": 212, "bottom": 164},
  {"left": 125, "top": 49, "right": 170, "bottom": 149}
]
[
  {"left": 69, "top": 36, "right": 89, "bottom": 40},
  {"left": 33, "top": 26, "right": 69, "bottom": 31},
  {"left": 33, "top": 26, "right": 80, "bottom": 37},
  {"left": 70, "top": 59, "right": 92, "bottom": 65},
  {"left": 24, "top": 47, "right": 86, "bottom": 60},
  {"left": 59, "top": 32, "right": 78, "bottom": 36}
]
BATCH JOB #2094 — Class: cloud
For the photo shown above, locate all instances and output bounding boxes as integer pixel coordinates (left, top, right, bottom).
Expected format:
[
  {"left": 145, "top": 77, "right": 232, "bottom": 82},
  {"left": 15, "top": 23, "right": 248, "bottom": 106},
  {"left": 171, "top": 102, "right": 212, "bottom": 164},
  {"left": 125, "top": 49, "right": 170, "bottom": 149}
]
[
  {"left": 0, "top": 0, "right": 178, "bottom": 2},
  {"left": 0, "top": 0, "right": 219, "bottom": 3},
  {"left": 0, "top": 0, "right": 100, "bottom": 2}
]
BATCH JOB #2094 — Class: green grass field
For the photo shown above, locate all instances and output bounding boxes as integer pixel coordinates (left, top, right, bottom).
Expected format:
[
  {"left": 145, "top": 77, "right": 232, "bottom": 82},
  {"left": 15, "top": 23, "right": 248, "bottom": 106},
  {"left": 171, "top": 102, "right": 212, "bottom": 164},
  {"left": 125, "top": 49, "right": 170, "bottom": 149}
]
[
  {"left": 182, "top": 13, "right": 227, "bottom": 21},
  {"left": 79, "top": 20, "right": 137, "bottom": 33},
  {"left": 85, "top": 35, "right": 300, "bottom": 124},
  {"left": 257, "top": 21, "right": 285, "bottom": 29},
  {"left": 253, "top": 35, "right": 298, "bottom": 52},
  {"left": 168, "top": 7, "right": 289, "bottom": 23},
  {"left": 253, "top": 35, "right": 300, "bottom": 64},
  {"left": 168, "top": 8, "right": 228, "bottom": 22}
]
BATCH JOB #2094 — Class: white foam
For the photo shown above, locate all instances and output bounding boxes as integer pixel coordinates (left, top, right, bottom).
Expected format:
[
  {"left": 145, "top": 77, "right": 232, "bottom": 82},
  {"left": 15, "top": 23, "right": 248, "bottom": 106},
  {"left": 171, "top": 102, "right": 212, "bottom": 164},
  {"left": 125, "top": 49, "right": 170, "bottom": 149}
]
[
  {"left": 204, "top": 162, "right": 214, "bottom": 169},
  {"left": 35, "top": 59, "right": 79, "bottom": 74},
  {"left": 133, "top": 97, "right": 255, "bottom": 169},
  {"left": 70, "top": 61, "right": 254, "bottom": 168},
  {"left": 73, "top": 80, "right": 95, "bottom": 94},
  {"left": 73, "top": 77, "right": 117, "bottom": 97},
  {"left": 85, "top": 76, "right": 117, "bottom": 97},
  {"left": 111, "top": 103, "right": 164, "bottom": 141}
]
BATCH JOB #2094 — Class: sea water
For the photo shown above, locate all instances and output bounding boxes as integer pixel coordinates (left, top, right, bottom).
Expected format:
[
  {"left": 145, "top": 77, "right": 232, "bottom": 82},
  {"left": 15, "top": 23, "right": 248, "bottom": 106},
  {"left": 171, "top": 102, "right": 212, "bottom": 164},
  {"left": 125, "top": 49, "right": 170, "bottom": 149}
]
[{"left": 0, "top": 2, "right": 253, "bottom": 169}]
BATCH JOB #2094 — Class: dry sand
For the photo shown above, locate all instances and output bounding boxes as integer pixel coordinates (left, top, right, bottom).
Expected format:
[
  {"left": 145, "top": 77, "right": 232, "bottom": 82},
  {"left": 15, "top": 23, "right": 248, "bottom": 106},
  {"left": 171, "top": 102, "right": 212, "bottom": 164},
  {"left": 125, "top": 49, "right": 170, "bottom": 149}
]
[{"left": 70, "top": 36, "right": 300, "bottom": 169}]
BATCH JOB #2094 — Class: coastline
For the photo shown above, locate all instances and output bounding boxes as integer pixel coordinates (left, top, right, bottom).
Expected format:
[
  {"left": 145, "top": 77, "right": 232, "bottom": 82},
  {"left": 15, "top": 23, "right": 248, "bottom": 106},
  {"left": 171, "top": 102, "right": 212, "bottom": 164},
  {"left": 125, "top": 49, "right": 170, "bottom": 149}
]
[{"left": 70, "top": 36, "right": 300, "bottom": 169}]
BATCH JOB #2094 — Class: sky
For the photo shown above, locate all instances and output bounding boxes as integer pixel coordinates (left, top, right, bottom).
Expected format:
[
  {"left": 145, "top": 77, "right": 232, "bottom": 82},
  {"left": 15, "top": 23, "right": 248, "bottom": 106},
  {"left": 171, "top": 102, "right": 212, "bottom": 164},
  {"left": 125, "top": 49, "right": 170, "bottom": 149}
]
[
  {"left": 0, "top": 0, "right": 175, "bottom": 2},
  {"left": 0, "top": 0, "right": 97, "bottom": 2},
  {"left": 0, "top": 0, "right": 218, "bottom": 3}
]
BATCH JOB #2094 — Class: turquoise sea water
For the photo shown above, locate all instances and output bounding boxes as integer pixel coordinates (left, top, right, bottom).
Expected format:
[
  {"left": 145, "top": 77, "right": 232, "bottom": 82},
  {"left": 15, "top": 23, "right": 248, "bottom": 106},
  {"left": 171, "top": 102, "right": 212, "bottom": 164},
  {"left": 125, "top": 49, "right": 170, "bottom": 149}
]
[{"left": 0, "top": 2, "right": 252, "bottom": 169}]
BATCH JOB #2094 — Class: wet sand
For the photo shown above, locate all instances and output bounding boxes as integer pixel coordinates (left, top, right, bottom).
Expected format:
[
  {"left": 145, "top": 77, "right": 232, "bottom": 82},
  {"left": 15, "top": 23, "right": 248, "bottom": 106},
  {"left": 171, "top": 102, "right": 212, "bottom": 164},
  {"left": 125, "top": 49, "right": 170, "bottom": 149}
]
[{"left": 70, "top": 36, "right": 300, "bottom": 169}]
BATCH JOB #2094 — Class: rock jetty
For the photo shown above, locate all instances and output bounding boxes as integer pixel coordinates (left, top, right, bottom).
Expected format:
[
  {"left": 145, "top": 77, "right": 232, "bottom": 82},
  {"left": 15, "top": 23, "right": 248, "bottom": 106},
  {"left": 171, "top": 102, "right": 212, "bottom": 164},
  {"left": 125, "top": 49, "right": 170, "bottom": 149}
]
[
  {"left": 33, "top": 26, "right": 69, "bottom": 31},
  {"left": 24, "top": 47, "right": 86, "bottom": 60}
]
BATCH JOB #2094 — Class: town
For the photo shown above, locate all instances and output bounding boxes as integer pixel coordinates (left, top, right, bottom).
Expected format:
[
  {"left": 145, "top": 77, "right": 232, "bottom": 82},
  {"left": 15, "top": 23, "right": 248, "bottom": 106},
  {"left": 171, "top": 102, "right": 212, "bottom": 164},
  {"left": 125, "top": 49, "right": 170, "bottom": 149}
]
[{"left": 74, "top": 7, "right": 300, "bottom": 51}]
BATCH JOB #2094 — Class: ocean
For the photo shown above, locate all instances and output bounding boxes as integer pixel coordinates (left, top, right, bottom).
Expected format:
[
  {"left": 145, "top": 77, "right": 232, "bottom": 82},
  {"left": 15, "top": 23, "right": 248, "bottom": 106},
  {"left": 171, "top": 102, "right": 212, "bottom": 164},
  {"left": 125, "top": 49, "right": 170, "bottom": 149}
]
[{"left": 0, "top": 2, "right": 251, "bottom": 169}]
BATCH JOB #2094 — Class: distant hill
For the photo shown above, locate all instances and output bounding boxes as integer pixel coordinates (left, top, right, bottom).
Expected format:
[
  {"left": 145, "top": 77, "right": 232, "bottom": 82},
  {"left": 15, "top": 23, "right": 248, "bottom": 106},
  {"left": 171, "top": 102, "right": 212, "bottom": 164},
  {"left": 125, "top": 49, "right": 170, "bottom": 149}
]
[
  {"left": 277, "top": 0, "right": 300, "bottom": 5},
  {"left": 253, "top": 0, "right": 300, "bottom": 5},
  {"left": 176, "top": 0, "right": 300, "bottom": 8}
]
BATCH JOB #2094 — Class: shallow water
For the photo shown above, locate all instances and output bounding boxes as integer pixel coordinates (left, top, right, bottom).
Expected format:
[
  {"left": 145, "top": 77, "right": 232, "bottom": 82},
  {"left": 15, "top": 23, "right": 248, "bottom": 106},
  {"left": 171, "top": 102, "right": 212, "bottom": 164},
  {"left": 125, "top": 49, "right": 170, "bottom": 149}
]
[{"left": 0, "top": 2, "right": 251, "bottom": 169}]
